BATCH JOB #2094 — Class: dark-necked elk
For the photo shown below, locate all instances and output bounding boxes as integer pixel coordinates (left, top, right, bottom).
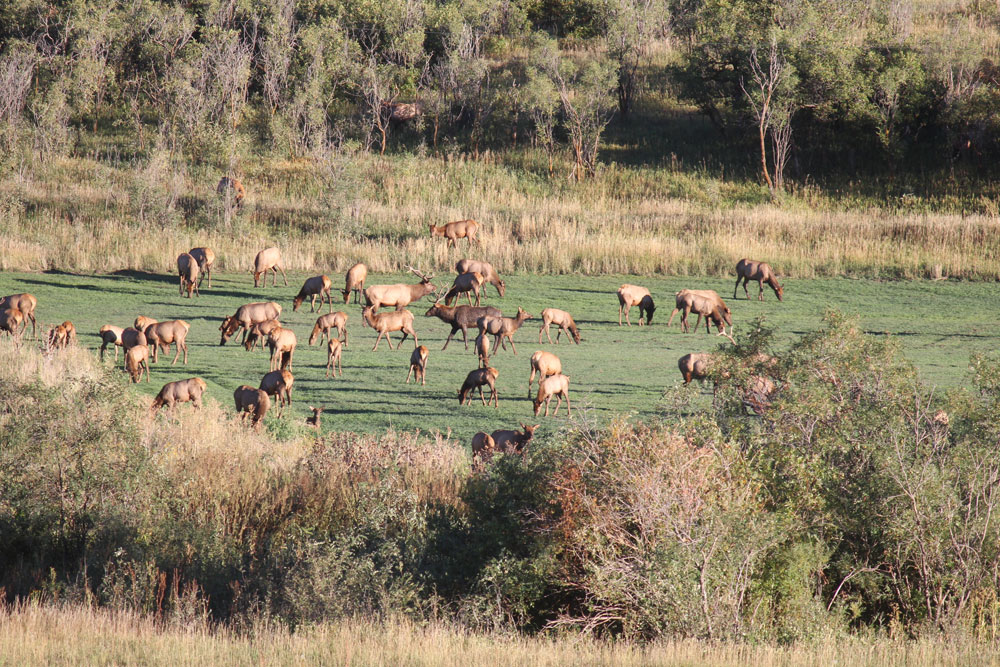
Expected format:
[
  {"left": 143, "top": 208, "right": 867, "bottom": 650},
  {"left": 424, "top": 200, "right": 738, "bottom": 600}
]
[
  {"left": 294, "top": 275, "right": 333, "bottom": 313},
  {"left": 424, "top": 303, "right": 501, "bottom": 350},
  {"left": 455, "top": 259, "right": 505, "bottom": 297},
  {"left": 0, "top": 294, "right": 36, "bottom": 337},
  {"left": 364, "top": 266, "right": 436, "bottom": 312},
  {"left": 407, "top": 345, "right": 428, "bottom": 385},
  {"left": 734, "top": 259, "right": 783, "bottom": 301},
  {"left": 326, "top": 339, "right": 343, "bottom": 378},
  {"left": 341, "top": 262, "right": 368, "bottom": 304},
  {"left": 617, "top": 285, "right": 655, "bottom": 326},
  {"left": 490, "top": 423, "right": 539, "bottom": 457},
  {"left": 362, "top": 306, "right": 418, "bottom": 351},
  {"left": 151, "top": 378, "right": 207, "bottom": 412},
  {"left": 309, "top": 312, "right": 348, "bottom": 348},
  {"left": 667, "top": 289, "right": 732, "bottom": 335},
  {"left": 0, "top": 308, "right": 24, "bottom": 339},
  {"left": 458, "top": 367, "right": 499, "bottom": 407},
  {"left": 126, "top": 344, "right": 150, "bottom": 383},
  {"left": 217, "top": 176, "right": 245, "bottom": 207},
  {"left": 538, "top": 308, "right": 581, "bottom": 344},
  {"left": 189, "top": 247, "right": 215, "bottom": 288},
  {"left": 234, "top": 385, "right": 269, "bottom": 429},
  {"left": 528, "top": 351, "right": 561, "bottom": 398},
  {"left": 245, "top": 319, "right": 282, "bottom": 352},
  {"left": 177, "top": 252, "right": 200, "bottom": 298},
  {"left": 99, "top": 325, "right": 124, "bottom": 361},
  {"left": 533, "top": 373, "right": 570, "bottom": 417},
  {"left": 267, "top": 327, "right": 296, "bottom": 371},
  {"left": 478, "top": 307, "right": 532, "bottom": 355},
  {"left": 253, "top": 247, "right": 288, "bottom": 288},
  {"left": 430, "top": 219, "right": 478, "bottom": 248},
  {"left": 444, "top": 272, "right": 485, "bottom": 307},
  {"left": 144, "top": 320, "right": 191, "bottom": 365},
  {"left": 259, "top": 369, "right": 294, "bottom": 416},
  {"left": 220, "top": 302, "right": 282, "bottom": 345},
  {"left": 678, "top": 352, "right": 712, "bottom": 385}
]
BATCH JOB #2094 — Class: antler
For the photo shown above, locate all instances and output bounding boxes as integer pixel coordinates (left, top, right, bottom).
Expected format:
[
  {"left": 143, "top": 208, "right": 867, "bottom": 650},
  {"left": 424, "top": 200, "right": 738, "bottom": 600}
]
[
  {"left": 716, "top": 326, "right": 736, "bottom": 345},
  {"left": 406, "top": 264, "right": 435, "bottom": 282}
]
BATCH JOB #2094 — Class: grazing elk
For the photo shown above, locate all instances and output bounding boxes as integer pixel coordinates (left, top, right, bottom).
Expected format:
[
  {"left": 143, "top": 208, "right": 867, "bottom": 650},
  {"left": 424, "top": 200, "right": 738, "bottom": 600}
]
[
  {"left": 533, "top": 373, "right": 571, "bottom": 417},
  {"left": 59, "top": 321, "right": 76, "bottom": 346},
  {"left": 538, "top": 308, "right": 581, "bottom": 344},
  {"left": 309, "top": 312, "right": 348, "bottom": 348},
  {"left": 99, "top": 325, "right": 125, "bottom": 361},
  {"left": 490, "top": 423, "right": 539, "bottom": 457},
  {"left": 326, "top": 339, "right": 343, "bottom": 378},
  {"left": 444, "top": 272, "right": 486, "bottom": 307},
  {"left": 0, "top": 308, "right": 24, "bottom": 339},
  {"left": 252, "top": 247, "right": 288, "bottom": 287},
  {"left": 407, "top": 345, "right": 428, "bottom": 385},
  {"left": 430, "top": 219, "right": 479, "bottom": 248},
  {"left": 471, "top": 432, "right": 497, "bottom": 467},
  {"left": 244, "top": 319, "right": 282, "bottom": 352},
  {"left": 455, "top": 259, "right": 505, "bottom": 297},
  {"left": 475, "top": 331, "right": 490, "bottom": 368},
  {"left": 217, "top": 176, "right": 245, "bottom": 207},
  {"left": 363, "top": 266, "right": 436, "bottom": 312},
  {"left": 267, "top": 327, "right": 297, "bottom": 371},
  {"left": 234, "top": 385, "right": 269, "bottom": 429},
  {"left": 458, "top": 367, "right": 499, "bottom": 407},
  {"left": 306, "top": 406, "right": 323, "bottom": 428},
  {"left": 341, "top": 262, "right": 368, "bottom": 304},
  {"left": 259, "top": 369, "right": 294, "bottom": 415},
  {"left": 220, "top": 302, "right": 282, "bottom": 345},
  {"left": 151, "top": 378, "right": 207, "bottom": 413},
  {"left": 678, "top": 352, "right": 713, "bottom": 385},
  {"left": 734, "top": 259, "right": 783, "bottom": 301},
  {"left": 189, "top": 247, "right": 215, "bottom": 288},
  {"left": 134, "top": 316, "right": 157, "bottom": 332},
  {"left": 294, "top": 275, "right": 333, "bottom": 313},
  {"left": 144, "top": 320, "right": 191, "bottom": 365},
  {"left": 0, "top": 294, "right": 37, "bottom": 337},
  {"left": 424, "top": 303, "right": 501, "bottom": 350},
  {"left": 528, "top": 351, "right": 562, "bottom": 398},
  {"left": 48, "top": 323, "right": 70, "bottom": 349},
  {"left": 617, "top": 285, "right": 655, "bottom": 326},
  {"left": 125, "top": 344, "right": 151, "bottom": 383},
  {"left": 120, "top": 328, "right": 148, "bottom": 369},
  {"left": 177, "top": 252, "right": 200, "bottom": 298},
  {"left": 667, "top": 290, "right": 732, "bottom": 335},
  {"left": 362, "top": 306, "right": 418, "bottom": 351},
  {"left": 478, "top": 307, "right": 532, "bottom": 355}
]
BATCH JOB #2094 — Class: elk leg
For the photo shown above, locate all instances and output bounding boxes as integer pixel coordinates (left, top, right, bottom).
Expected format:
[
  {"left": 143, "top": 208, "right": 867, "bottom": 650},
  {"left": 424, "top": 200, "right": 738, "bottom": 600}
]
[
  {"left": 565, "top": 392, "right": 571, "bottom": 416},
  {"left": 479, "top": 386, "right": 487, "bottom": 406},
  {"left": 734, "top": 276, "right": 741, "bottom": 299},
  {"left": 743, "top": 277, "right": 751, "bottom": 300},
  {"left": 758, "top": 280, "right": 765, "bottom": 301},
  {"left": 279, "top": 265, "right": 288, "bottom": 286}
]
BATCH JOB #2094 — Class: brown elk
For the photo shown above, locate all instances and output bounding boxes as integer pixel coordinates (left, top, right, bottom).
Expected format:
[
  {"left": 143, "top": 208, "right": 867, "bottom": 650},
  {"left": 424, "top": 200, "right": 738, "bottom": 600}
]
[
  {"left": 533, "top": 373, "right": 571, "bottom": 417},
  {"left": 47, "top": 323, "right": 70, "bottom": 349},
  {"left": 267, "top": 327, "right": 297, "bottom": 371},
  {"left": 362, "top": 306, "right": 418, "bottom": 351},
  {"left": 538, "top": 308, "right": 581, "bottom": 344},
  {"left": 252, "top": 247, "right": 288, "bottom": 288},
  {"left": 678, "top": 352, "right": 713, "bottom": 385},
  {"left": 471, "top": 432, "right": 497, "bottom": 467},
  {"left": 217, "top": 176, "right": 245, "bottom": 207},
  {"left": 99, "top": 325, "right": 125, "bottom": 361},
  {"left": 667, "top": 290, "right": 732, "bottom": 335},
  {"left": 294, "top": 275, "right": 333, "bottom": 313},
  {"left": 455, "top": 259, "right": 505, "bottom": 297},
  {"left": 734, "top": 259, "right": 783, "bottom": 301},
  {"left": 121, "top": 327, "right": 147, "bottom": 358},
  {"left": 478, "top": 307, "right": 532, "bottom": 355},
  {"left": 189, "top": 247, "right": 215, "bottom": 288},
  {"left": 430, "top": 219, "right": 479, "bottom": 248},
  {"left": 306, "top": 406, "right": 323, "bottom": 428},
  {"left": 475, "top": 331, "right": 490, "bottom": 368},
  {"left": 617, "top": 285, "right": 655, "bottom": 326},
  {"left": 363, "top": 266, "right": 437, "bottom": 312},
  {"left": 444, "top": 272, "right": 486, "bottom": 307},
  {"left": 259, "top": 369, "right": 294, "bottom": 415},
  {"left": 490, "top": 423, "right": 539, "bottom": 457},
  {"left": 0, "top": 294, "right": 37, "bottom": 337},
  {"left": 234, "top": 385, "right": 269, "bottom": 429},
  {"left": 406, "top": 345, "right": 428, "bottom": 385},
  {"left": 125, "top": 344, "right": 151, "bottom": 383},
  {"left": 425, "top": 303, "right": 501, "bottom": 350},
  {"left": 528, "top": 351, "right": 562, "bottom": 398},
  {"left": 134, "top": 316, "right": 157, "bottom": 332},
  {"left": 0, "top": 308, "right": 23, "bottom": 339},
  {"left": 59, "top": 321, "right": 76, "bottom": 346},
  {"left": 177, "top": 252, "right": 200, "bottom": 298},
  {"left": 220, "top": 302, "right": 282, "bottom": 345},
  {"left": 244, "top": 319, "right": 282, "bottom": 352},
  {"left": 341, "top": 262, "right": 368, "bottom": 304},
  {"left": 458, "top": 367, "right": 499, "bottom": 407},
  {"left": 326, "top": 338, "right": 343, "bottom": 378},
  {"left": 144, "top": 320, "right": 191, "bottom": 365},
  {"left": 151, "top": 378, "right": 207, "bottom": 412},
  {"left": 309, "top": 312, "right": 348, "bottom": 348}
]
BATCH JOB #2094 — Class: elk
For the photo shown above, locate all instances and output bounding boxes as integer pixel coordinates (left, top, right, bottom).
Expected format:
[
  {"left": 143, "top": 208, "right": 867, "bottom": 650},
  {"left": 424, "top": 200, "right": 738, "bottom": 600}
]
[
  {"left": 121, "top": 327, "right": 147, "bottom": 356},
  {"left": 99, "top": 325, "right": 124, "bottom": 361},
  {"left": 0, "top": 294, "right": 37, "bottom": 336},
  {"left": 678, "top": 352, "right": 713, "bottom": 385},
  {"left": 617, "top": 285, "right": 655, "bottom": 326},
  {"left": 189, "top": 247, "right": 215, "bottom": 288},
  {"left": 471, "top": 432, "right": 497, "bottom": 467},
  {"left": 144, "top": 320, "right": 191, "bottom": 365},
  {"left": 528, "top": 351, "right": 562, "bottom": 398},
  {"left": 217, "top": 176, "right": 245, "bottom": 206},
  {"left": 444, "top": 272, "right": 486, "bottom": 307},
  {"left": 341, "top": 262, "right": 368, "bottom": 304},
  {"left": 48, "top": 323, "right": 69, "bottom": 349},
  {"left": 234, "top": 385, "right": 269, "bottom": 429},
  {"left": 151, "top": 378, "right": 207, "bottom": 412},
  {"left": 177, "top": 252, "right": 200, "bottom": 298},
  {"left": 475, "top": 332, "right": 490, "bottom": 368},
  {"left": 135, "top": 316, "right": 157, "bottom": 332},
  {"left": 293, "top": 275, "right": 333, "bottom": 313},
  {"left": 734, "top": 259, "right": 783, "bottom": 301},
  {"left": 478, "top": 307, "right": 532, "bottom": 355},
  {"left": 267, "top": 327, "right": 297, "bottom": 371},
  {"left": 362, "top": 306, "right": 418, "bottom": 351},
  {"left": 667, "top": 290, "right": 732, "bottom": 335},
  {"left": 430, "top": 219, "right": 479, "bottom": 248},
  {"left": 490, "top": 423, "right": 539, "bottom": 456},
  {"left": 458, "top": 367, "right": 499, "bottom": 407},
  {"left": 220, "top": 302, "right": 282, "bottom": 345},
  {"left": 306, "top": 406, "right": 323, "bottom": 428},
  {"left": 125, "top": 344, "right": 150, "bottom": 383},
  {"left": 455, "top": 259, "right": 505, "bottom": 297},
  {"left": 538, "top": 308, "right": 581, "bottom": 344},
  {"left": 309, "top": 312, "right": 348, "bottom": 348},
  {"left": 60, "top": 321, "right": 76, "bottom": 346},
  {"left": 406, "top": 345, "right": 428, "bottom": 385},
  {"left": 363, "top": 266, "right": 436, "bottom": 312},
  {"left": 259, "top": 369, "right": 294, "bottom": 415},
  {"left": 244, "top": 319, "right": 282, "bottom": 352},
  {"left": 533, "top": 373, "right": 571, "bottom": 417},
  {"left": 252, "top": 247, "right": 288, "bottom": 287},
  {"left": 424, "top": 303, "right": 501, "bottom": 350},
  {"left": 0, "top": 308, "right": 23, "bottom": 338},
  {"left": 326, "top": 338, "right": 343, "bottom": 378}
]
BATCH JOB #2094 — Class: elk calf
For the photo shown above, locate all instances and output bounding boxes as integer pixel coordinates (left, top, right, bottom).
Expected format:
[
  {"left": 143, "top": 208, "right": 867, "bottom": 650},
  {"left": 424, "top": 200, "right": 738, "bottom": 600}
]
[
  {"left": 458, "top": 367, "right": 499, "bottom": 407},
  {"left": 126, "top": 344, "right": 151, "bottom": 383},
  {"left": 362, "top": 306, "right": 418, "bottom": 351},
  {"left": 326, "top": 339, "right": 343, "bottom": 378},
  {"left": 528, "top": 351, "right": 562, "bottom": 398},
  {"left": 306, "top": 406, "right": 324, "bottom": 428},
  {"left": 406, "top": 345, "right": 428, "bottom": 385},
  {"left": 0, "top": 294, "right": 36, "bottom": 337},
  {"left": 0, "top": 308, "right": 23, "bottom": 339},
  {"left": 455, "top": 259, "right": 505, "bottom": 297},
  {"left": 430, "top": 219, "right": 479, "bottom": 248},
  {"left": 444, "top": 272, "right": 486, "bottom": 307},
  {"left": 245, "top": 319, "right": 282, "bottom": 352},
  {"left": 471, "top": 431, "right": 497, "bottom": 468},
  {"left": 309, "top": 312, "right": 348, "bottom": 348},
  {"left": 478, "top": 307, "right": 532, "bottom": 355},
  {"left": 678, "top": 353, "right": 712, "bottom": 385},
  {"left": 151, "top": 378, "right": 207, "bottom": 412},
  {"left": 533, "top": 373, "right": 570, "bottom": 417},
  {"left": 293, "top": 275, "right": 333, "bottom": 313},
  {"left": 538, "top": 308, "right": 581, "bottom": 344}
]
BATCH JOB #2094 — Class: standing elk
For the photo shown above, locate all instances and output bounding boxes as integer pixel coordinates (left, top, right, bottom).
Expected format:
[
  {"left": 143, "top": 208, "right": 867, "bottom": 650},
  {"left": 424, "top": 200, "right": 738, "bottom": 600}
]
[
  {"left": 120, "top": 327, "right": 148, "bottom": 370},
  {"left": 217, "top": 176, "right": 245, "bottom": 207},
  {"left": 477, "top": 307, "right": 532, "bottom": 355},
  {"left": 309, "top": 312, "right": 348, "bottom": 348},
  {"left": 99, "top": 325, "right": 125, "bottom": 361},
  {"left": 326, "top": 339, "right": 343, "bottom": 378},
  {"left": 220, "top": 302, "right": 282, "bottom": 345},
  {"left": 259, "top": 369, "right": 294, "bottom": 415},
  {"left": 151, "top": 378, "right": 207, "bottom": 413},
  {"left": 678, "top": 352, "right": 713, "bottom": 385},
  {"left": 617, "top": 285, "right": 655, "bottom": 326},
  {"left": 538, "top": 308, "right": 581, "bottom": 344},
  {"left": 667, "top": 290, "right": 732, "bottom": 335},
  {"left": 430, "top": 219, "right": 479, "bottom": 248},
  {"left": 244, "top": 319, "right": 282, "bottom": 352},
  {"left": 533, "top": 373, "right": 571, "bottom": 417},
  {"left": 475, "top": 331, "right": 490, "bottom": 368},
  {"left": 306, "top": 406, "right": 323, "bottom": 428},
  {"left": 455, "top": 259, "right": 505, "bottom": 297},
  {"left": 234, "top": 385, "right": 269, "bottom": 429},
  {"left": 444, "top": 272, "right": 486, "bottom": 307},
  {"left": 125, "top": 344, "right": 151, "bottom": 383},
  {"left": 48, "top": 321, "right": 76, "bottom": 349},
  {"left": 362, "top": 306, "right": 418, "bottom": 351},
  {"left": 294, "top": 275, "right": 333, "bottom": 313},
  {"left": 252, "top": 247, "right": 288, "bottom": 288},
  {"left": 341, "top": 262, "right": 368, "bottom": 304},
  {"left": 144, "top": 320, "right": 191, "bottom": 365},
  {"left": 363, "top": 266, "right": 436, "bottom": 312},
  {"left": 0, "top": 294, "right": 37, "bottom": 337},
  {"left": 267, "top": 327, "right": 297, "bottom": 371},
  {"left": 490, "top": 423, "right": 539, "bottom": 457},
  {"left": 734, "top": 259, "right": 784, "bottom": 301},
  {"left": 407, "top": 345, "right": 428, "bottom": 385},
  {"left": 471, "top": 432, "right": 497, "bottom": 467},
  {"left": 177, "top": 252, "right": 200, "bottom": 298},
  {"left": 0, "top": 308, "right": 24, "bottom": 339},
  {"left": 189, "top": 247, "right": 215, "bottom": 288},
  {"left": 458, "top": 367, "right": 499, "bottom": 407},
  {"left": 424, "top": 303, "right": 501, "bottom": 350},
  {"left": 528, "top": 351, "right": 562, "bottom": 398}
]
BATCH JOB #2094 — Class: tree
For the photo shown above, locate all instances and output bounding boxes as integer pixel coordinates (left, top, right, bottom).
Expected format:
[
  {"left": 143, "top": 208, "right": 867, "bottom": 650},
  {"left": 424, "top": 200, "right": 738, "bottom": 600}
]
[
  {"left": 740, "top": 39, "right": 796, "bottom": 193},
  {"left": 603, "top": 0, "right": 662, "bottom": 118}
]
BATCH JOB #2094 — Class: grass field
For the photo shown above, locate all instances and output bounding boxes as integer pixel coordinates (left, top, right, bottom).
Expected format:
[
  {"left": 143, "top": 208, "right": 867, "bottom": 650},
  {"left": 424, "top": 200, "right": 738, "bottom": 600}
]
[{"left": 1, "top": 270, "right": 996, "bottom": 440}]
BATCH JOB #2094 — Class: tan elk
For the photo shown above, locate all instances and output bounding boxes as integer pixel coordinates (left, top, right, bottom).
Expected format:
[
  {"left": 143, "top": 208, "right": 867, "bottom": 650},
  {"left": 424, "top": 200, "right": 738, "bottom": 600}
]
[
  {"left": 151, "top": 378, "right": 207, "bottom": 413},
  {"left": 678, "top": 353, "right": 713, "bottom": 385},
  {"left": 490, "top": 423, "right": 539, "bottom": 456},
  {"left": 667, "top": 290, "right": 732, "bottom": 335},
  {"left": 362, "top": 306, "right": 418, "bottom": 351},
  {"left": 475, "top": 331, "right": 490, "bottom": 368},
  {"left": 177, "top": 252, "right": 200, "bottom": 298},
  {"left": 478, "top": 307, "right": 532, "bottom": 355},
  {"left": 444, "top": 272, "right": 486, "bottom": 307},
  {"left": 617, "top": 285, "right": 655, "bottom": 326},
  {"left": 59, "top": 321, "right": 76, "bottom": 346},
  {"left": 538, "top": 308, "right": 581, "bottom": 344},
  {"left": 134, "top": 316, "right": 157, "bottom": 332},
  {"left": 0, "top": 308, "right": 23, "bottom": 339},
  {"left": 430, "top": 219, "right": 479, "bottom": 248},
  {"left": 217, "top": 176, "right": 245, "bottom": 207},
  {"left": 126, "top": 344, "right": 151, "bottom": 383},
  {"left": 244, "top": 319, "right": 282, "bottom": 352},
  {"left": 455, "top": 259, "right": 505, "bottom": 297},
  {"left": 533, "top": 373, "right": 571, "bottom": 417},
  {"left": 406, "top": 345, "right": 428, "bottom": 385},
  {"left": 48, "top": 322, "right": 70, "bottom": 349},
  {"left": 528, "top": 351, "right": 562, "bottom": 398},
  {"left": 341, "top": 262, "right": 368, "bottom": 304},
  {"left": 234, "top": 385, "right": 269, "bottom": 429},
  {"left": 189, "top": 247, "right": 215, "bottom": 288},
  {"left": 363, "top": 266, "right": 436, "bottom": 312},
  {"left": 259, "top": 369, "right": 294, "bottom": 415},
  {"left": 294, "top": 275, "right": 333, "bottom": 313},
  {"left": 734, "top": 259, "right": 784, "bottom": 301},
  {"left": 252, "top": 247, "right": 288, "bottom": 287},
  {"left": 458, "top": 367, "right": 499, "bottom": 407},
  {"left": 326, "top": 338, "right": 343, "bottom": 378},
  {"left": 267, "top": 326, "right": 297, "bottom": 371},
  {"left": 0, "top": 294, "right": 37, "bottom": 337},
  {"left": 471, "top": 432, "right": 497, "bottom": 467},
  {"left": 99, "top": 325, "right": 125, "bottom": 361},
  {"left": 220, "top": 302, "right": 282, "bottom": 345},
  {"left": 309, "top": 312, "right": 348, "bottom": 348},
  {"left": 120, "top": 328, "right": 148, "bottom": 368},
  {"left": 144, "top": 320, "right": 191, "bottom": 365}
]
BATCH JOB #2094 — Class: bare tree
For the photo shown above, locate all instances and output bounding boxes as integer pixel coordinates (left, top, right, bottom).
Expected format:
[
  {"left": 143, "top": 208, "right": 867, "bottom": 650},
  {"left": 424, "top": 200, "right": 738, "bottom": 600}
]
[
  {"left": 740, "top": 39, "right": 793, "bottom": 194},
  {"left": 0, "top": 46, "right": 36, "bottom": 150}
]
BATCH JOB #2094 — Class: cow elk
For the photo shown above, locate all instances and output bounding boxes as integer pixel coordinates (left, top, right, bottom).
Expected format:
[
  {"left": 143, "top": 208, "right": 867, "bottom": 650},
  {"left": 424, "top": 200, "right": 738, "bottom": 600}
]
[
  {"left": 99, "top": 325, "right": 124, "bottom": 361},
  {"left": 267, "top": 327, "right": 297, "bottom": 371},
  {"left": 252, "top": 247, "right": 288, "bottom": 287},
  {"left": 430, "top": 219, "right": 479, "bottom": 248},
  {"left": 471, "top": 432, "right": 497, "bottom": 467},
  {"left": 144, "top": 320, "right": 191, "bottom": 365},
  {"left": 189, "top": 247, "right": 215, "bottom": 288},
  {"left": 362, "top": 306, "right": 418, "bottom": 351},
  {"left": 364, "top": 266, "right": 436, "bottom": 312},
  {"left": 405, "top": 345, "right": 428, "bottom": 385},
  {"left": 234, "top": 385, "right": 269, "bottom": 429},
  {"left": 617, "top": 285, "right": 655, "bottom": 326},
  {"left": 533, "top": 373, "right": 571, "bottom": 417},
  {"left": 309, "top": 312, "right": 348, "bottom": 348},
  {"left": 490, "top": 423, "right": 539, "bottom": 457},
  {"left": 734, "top": 258, "right": 784, "bottom": 301},
  {"left": 444, "top": 272, "right": 486, "bottom": 307},
  {"left": 425, "top": 303, "right": 501, "bottom": 350},
  {"left": 326, "top": 339, "right": 343, "bottom": 378},
  {"left": 151, "top": 378, "right": 207, "bottom": 413},
  {"left": 126, "top": 344, "right": 151, "bottom": 383},
  {"left": 0, "top": 308, "right": 23, "bottom": 339},
  {"left": 0, "top": 294, "right": 36, "bottom": 337},
  {"left": 528, "top": 351, "right": 562, "bottom": 398},
  {"left": 475, "top": 331, "right": 490, "bottom": 368},
  {"left": 678, "top": 352, "right": 712, "bottom": 385},
  {"left": 539, "top": 308, "right": 581, "bottom": 344},
  {"left": 177, "top": 252, "right": 200, "bottom": 298},
  {"left": 220, "top": 302, "right": 282, "bottom": 345},
  {"left": 458, "top": 367, "right": 499, "bottom": 407},
  {"left": 667, "top": 290, "right": 732, "bottom": 335},
  {"left": 478, "top": 307, "right": 532, "bottom": 355},
  {"left": 245, "top": 319, "right": 282, "bottom": 352},
  {"left": 294, "top": 275, "right": 333, "bottom": 312},
  {"left": 341, "top": 262, "right": 368, "bottom": 304},
  {"left": 259, "top": 369, "right": 294, "bottom": 415},
  {"left": 455, "top": 259, "right": 505, "bottom": 297}
]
